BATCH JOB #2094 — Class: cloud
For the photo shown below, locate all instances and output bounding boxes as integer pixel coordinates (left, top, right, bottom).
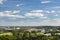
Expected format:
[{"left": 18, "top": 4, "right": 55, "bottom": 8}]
[
  {"left": 16, "top": 4, "right": 24, "bottom": 7},
  {"left": 0, "top": 10, "right": 60, "bottom": 26},
  {"left": 0, "top": 9, "right": 60, "bottom": 20},
  {"left": 0, "top": 0, "right": 4, "bottom": 4},
  {"left": 13, "top": 10, "right": 20, "bottom": 14},
  {"left": 51, "top": 10, "right": 55, "bottom": 13},
  {"left": 16, "top": 4, "right": 20, "bottom": 7},
  {"left": 4, "top": 10, "right": 20, "bottom": 14},
  {"left": 45, "top": 10, "right": 55, "bottom": 13},
  {"left": 24, "top": 10, "right": 48, "bottom": 19},
  {"left": 0, "top": 10, "right": 48, "bottom": 19},
  {"left": 0, "top": 10, "right": 25, "bottom": 18},
  {"left": 25, "top": 10, "right": 46, "bottom": 17},
  {"left": 24, "top": 10, "right": 59, "bottom": 18},
  {"left": 41, "top": 1, "right": 51, "bottom": 4},
  {"left": 50, "top": 6, "right": 60, "bottom": 15},
  {"left": 0, "top": 0, "right": 7, "bottom": 4},
  {"left": 46, "top": 11, "right": 50, "bottom": 13},
  {"left": 4, "top": 11, "right": 12, "bottom": 14},
  {"left": 6, "top": 15, "right": 25, "bottom": 18},
  {"left": 25, "top": 13, "right": 44, "bottom": 17},
  {"left": 31, "top": 10, "right": 56, "bottom": 14},
  {"left": 0, "top": 13, "right": 25, "bottom": 18},
  {"left": 51, "top": 6, "right": 60, "bottom": 11},
  {"left": 0, "top": 19, "right": 60, "bottom": 26},
  {"left": 38, "top": 19, "right": 60, "bottom": 26},
  {"left": 52, "top": 6, "right": 60, "bottom": 8},
  {"left": 54, "top": 14, "right": 58, "bottom": 16},
  {"left": 31, "top": 10, "right": 43, "bottom": 13},
  {"left": 27, "top": 9, "right": 60, "bottom": 19}
]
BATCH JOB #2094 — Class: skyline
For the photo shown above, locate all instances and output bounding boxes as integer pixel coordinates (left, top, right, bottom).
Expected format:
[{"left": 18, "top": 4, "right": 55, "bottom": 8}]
[{"left": 0, "top": 0, "right": 60, "bottom": 26}]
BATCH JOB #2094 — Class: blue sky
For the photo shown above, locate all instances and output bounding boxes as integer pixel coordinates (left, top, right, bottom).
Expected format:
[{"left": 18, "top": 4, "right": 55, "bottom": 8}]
[{"left": 0, "top": 0, "right": 60, "bottom": 26}]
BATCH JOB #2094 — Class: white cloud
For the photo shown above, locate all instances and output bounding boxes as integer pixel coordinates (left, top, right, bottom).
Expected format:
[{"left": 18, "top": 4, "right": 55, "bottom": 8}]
[
  {"left": 58, "top": 11, "right": 60, "bottom": 13},
  {"left": 4, "top": 10, "right": 20, "bottom": 14},
  {"left": 51, "top": 10, "right": 55, "bottom": 13},
  {"left": 0, "top": 0, "right": 4, "bottom": 4},
  {"left": 16, "top": 4, "right": 24, "bottom": 7},
  {"left": 0, "top": 19, "right": 60, "bottom": 26},
  {"left": 25, "top": 13, "right": 44, "bottom": 17},
  {"left": 0, "top": 13, "right": 25, "bottom": 18},
  {"left": 41, "top": 1, "right": 51, "bottom": 4},
  {"left": 0, "top": 10, "right": 47, "bottom": 19},
  {"left": 31, "top": 10, "right": 43, "bottom": 13},
  {"left": 0, "top": 10, "right": 25, "bottom": 18},
  {"left": 0, "top": 9, "right": 60, "bottom": 26},
  {"left": 0, "top": 0, "right": 7, "bottom": 4},
  {"left": 31, "top": 10, "right": 56, "bottom": 14},
  {"left": 16, "top": 4, "right": 20, "bottom": 7},
  {"left": 4, "top": 11, "right": 12, "bottom": 14},
  {"left": 46, "top": 11, "right": 50, "bottom": 13},
  {"left": 0, "top": 9, "right": 60, "bottom": 19},
  {"left": 25, "top": 9, "right": 60, "bottom": 19},
  {"left": 24, "top": 10, "right": 49, "bottom": 19},
  {"left": 52, "top": 6, "right": 60, "bottom": 8},
  {"left": 6, "top": 15, "right": 25, "bottom": 18},
  {"left": 54, "top": 14, "right": 58, "bottom": 16},
  {"left": 25, "top": 10, "right": 45, "bottom": 17},
  {"left": 45, "top": 10, "right": 56, "bottom": 13},
  {"left": 13, "top": 10, "right": 20, "bottom": 14},
  {"left": 39, "top": 19, "right": 60, "bottom": 26}
]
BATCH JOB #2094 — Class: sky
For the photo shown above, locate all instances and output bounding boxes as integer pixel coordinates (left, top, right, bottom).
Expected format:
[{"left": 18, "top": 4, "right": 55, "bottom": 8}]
[{"left": 0, "top": 0, "right": 60, "bottom": 26}]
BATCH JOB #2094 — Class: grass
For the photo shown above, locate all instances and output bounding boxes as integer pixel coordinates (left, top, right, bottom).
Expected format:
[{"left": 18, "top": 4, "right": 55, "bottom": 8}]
[{"left": 0, "top": 32, "right": 13, "bottom": 36}]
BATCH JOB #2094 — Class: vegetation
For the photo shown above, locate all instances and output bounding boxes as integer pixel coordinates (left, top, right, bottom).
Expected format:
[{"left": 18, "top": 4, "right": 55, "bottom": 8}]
[{"left": 0, "top": 27, "right": 60, "bottom": 40}]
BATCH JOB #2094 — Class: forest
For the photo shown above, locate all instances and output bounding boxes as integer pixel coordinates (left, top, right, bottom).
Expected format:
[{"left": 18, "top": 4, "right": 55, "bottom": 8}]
[{"left": 0, "top": 26, "right": 60, "bottom": 40}]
